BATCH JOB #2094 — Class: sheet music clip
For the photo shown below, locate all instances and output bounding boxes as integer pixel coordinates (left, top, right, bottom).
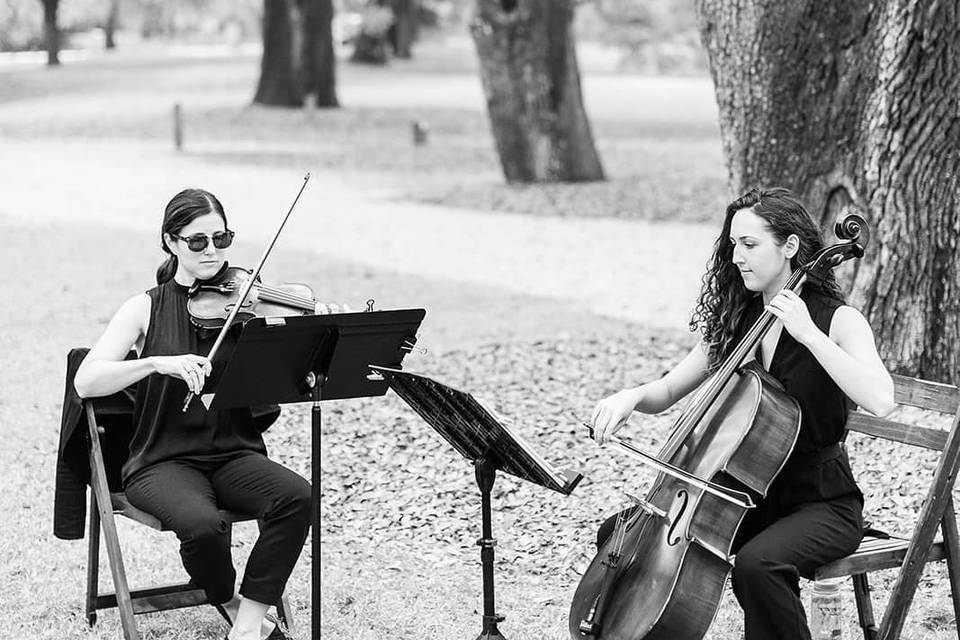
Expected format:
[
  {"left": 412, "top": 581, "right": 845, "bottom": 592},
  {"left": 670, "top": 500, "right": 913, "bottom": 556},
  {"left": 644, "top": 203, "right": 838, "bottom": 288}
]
[{"left": 400, "top": 336, "right": 427, "bottom": 356}]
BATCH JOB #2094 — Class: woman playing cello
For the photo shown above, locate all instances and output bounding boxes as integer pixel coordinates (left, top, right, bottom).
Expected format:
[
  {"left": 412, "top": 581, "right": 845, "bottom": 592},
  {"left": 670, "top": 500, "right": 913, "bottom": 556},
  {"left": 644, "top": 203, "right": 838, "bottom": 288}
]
[
  {"left": 589, "top": 187, "right": 896, "bottom": 640},
  {"left": 74, "top": 188, "right": 341, "bottom": 640}
]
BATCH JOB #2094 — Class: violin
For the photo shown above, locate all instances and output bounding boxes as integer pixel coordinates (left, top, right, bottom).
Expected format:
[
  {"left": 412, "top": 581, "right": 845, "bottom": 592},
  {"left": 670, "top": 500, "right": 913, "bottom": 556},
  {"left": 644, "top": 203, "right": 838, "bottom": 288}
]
[
  {"left": 568, "top": 213, "right": 870, "bottom": 640},
  {"left": 187, "top": 264, "right": 316, "bottom": 330},
  {"left": 181, "top": 173, "right": 312, "bottom": 411}
]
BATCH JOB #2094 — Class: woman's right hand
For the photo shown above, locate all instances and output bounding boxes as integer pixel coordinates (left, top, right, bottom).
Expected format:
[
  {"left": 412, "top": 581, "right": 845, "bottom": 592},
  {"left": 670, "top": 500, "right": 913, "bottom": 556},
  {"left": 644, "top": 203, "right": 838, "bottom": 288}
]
[
  {"left": 591, "top": 387, "right": 644, "bottom": 445},
  {"left": 151, "top": 354, "right": 212, "bottom": 395}
]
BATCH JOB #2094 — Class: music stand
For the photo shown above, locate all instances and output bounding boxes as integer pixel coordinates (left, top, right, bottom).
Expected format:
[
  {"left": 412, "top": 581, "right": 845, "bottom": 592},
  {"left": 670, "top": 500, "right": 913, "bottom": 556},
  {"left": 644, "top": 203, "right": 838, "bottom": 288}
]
[
  {"left": 201, "top": 309, "right": 426, "bottom": 640},
  {"left": 369, "top": 365, "right": 582, "bottom": 640}
]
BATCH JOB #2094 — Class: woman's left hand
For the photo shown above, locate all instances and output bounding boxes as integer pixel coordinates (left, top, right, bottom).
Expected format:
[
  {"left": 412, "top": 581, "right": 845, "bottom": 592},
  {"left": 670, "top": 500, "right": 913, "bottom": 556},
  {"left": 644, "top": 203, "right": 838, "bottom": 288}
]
[
  {"left": 314, "top": 301, "right": 351, "bottom": 315},
  {"left": 765, "top": 289, "right": 820, "bottom": 345}
]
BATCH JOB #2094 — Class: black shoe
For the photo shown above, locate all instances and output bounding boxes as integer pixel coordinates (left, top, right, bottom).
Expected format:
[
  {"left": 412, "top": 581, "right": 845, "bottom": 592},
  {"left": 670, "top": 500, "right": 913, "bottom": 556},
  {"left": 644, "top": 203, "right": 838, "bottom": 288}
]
[{"left": 264, "top": 620, "right": 291, "bottom": 640}]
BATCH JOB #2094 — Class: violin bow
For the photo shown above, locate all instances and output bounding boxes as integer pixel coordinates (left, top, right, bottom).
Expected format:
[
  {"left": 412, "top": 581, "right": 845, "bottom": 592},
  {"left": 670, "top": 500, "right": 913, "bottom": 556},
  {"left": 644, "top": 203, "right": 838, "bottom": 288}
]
[{"left": 182, "top": 172, "right": 312, "bottom": 412}]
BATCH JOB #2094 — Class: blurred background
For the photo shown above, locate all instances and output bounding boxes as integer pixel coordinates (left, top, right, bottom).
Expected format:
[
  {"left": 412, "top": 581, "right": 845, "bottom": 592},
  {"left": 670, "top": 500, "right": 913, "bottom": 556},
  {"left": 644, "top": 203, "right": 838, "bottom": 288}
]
[{"left": 2, "top": 1, "right": 957, "bottom": 639}]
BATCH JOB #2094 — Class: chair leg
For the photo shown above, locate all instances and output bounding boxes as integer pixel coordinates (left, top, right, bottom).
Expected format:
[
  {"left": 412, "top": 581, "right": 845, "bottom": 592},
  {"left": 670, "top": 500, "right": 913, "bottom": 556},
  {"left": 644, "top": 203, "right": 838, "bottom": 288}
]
[
  {"left": 85, "top": 491, "right": 101, "bottom": 627},
  {"left": 96, "top": 495, "right": 142, "bottom": 640},
  {"left": 86, "top": 401, "right": 141, "bottom": 640},
  {"left": 939, "top": 501, "right": 960, "bottom": 637},
  {"left": 852, "top": 573, "right": 879, "bottom": 640}
]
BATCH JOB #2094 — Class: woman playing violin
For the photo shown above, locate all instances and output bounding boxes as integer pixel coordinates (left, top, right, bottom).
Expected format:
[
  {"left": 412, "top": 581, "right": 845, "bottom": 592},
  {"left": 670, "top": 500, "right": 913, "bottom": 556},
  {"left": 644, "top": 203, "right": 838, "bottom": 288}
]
[
  {"left": 74, "top": 188, "right": 338, "bottom": 640},
  {"left": 590, "top": 187, "right": 895, "bottom": 640}
]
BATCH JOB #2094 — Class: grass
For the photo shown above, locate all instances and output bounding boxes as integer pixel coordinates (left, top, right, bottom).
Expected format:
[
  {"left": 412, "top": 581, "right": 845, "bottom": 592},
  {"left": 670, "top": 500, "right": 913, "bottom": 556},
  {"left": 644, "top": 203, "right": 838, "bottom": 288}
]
[{"left": 0, "top": 38, "right": 956, "bottom": 640}]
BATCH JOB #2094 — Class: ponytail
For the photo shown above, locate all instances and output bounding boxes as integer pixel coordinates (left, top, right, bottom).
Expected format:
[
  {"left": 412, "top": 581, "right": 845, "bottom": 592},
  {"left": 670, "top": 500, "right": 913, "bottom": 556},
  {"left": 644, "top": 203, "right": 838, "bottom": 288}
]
[{"left": 156, "top": 254, "right": 178, "bottom": 284}]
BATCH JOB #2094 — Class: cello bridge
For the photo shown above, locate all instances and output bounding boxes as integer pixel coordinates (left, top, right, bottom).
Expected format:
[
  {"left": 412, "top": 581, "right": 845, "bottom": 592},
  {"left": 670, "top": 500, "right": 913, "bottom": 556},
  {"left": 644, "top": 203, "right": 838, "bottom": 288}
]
[{"left": 625, "top": 492, "right": 668, "bottom": 522}]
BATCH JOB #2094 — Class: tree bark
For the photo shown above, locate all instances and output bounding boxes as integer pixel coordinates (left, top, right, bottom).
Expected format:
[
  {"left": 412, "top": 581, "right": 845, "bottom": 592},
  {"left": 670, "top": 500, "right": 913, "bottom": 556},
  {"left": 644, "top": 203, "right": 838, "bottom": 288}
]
[
  {"left": 104, "top": 0, "right": 120, "bottom": 50},
  {"left": 254, "top": 0, "right": 304, "bottom": 107},
  {"left": 391, "top": 0, "right": 417, "bottom": 59},
  {"left": 695, "top": 0, "right": 960, "bottom": 383},
  {"left": 299, "top": 0, "right": 338, "bottom": 107},
  {"left": 471, "top": 0, "right": 605, "bottom": 183},
  {"left": 41, "top": 0, "right": 59, "bottom": 66}
]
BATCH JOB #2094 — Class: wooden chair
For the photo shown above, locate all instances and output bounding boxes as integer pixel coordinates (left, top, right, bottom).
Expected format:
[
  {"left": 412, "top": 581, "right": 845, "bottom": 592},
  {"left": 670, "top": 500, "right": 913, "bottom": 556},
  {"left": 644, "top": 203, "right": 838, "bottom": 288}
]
[
  {"left": 83, "top": 395, "right": 294, "bottom": 640},
  {"left": 815, "top": 374, "right": 960, "bottom": 640}
]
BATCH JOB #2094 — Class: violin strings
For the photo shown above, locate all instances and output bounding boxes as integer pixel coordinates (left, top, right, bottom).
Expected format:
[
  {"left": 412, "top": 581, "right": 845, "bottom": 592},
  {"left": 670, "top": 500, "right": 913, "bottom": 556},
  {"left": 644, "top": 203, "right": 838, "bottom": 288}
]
[
  {"left": 261, "top": 287, "right": 312, "bottom": 306},
  {"left": 257, "top": 285, "right": 316, "bottom": 310}
]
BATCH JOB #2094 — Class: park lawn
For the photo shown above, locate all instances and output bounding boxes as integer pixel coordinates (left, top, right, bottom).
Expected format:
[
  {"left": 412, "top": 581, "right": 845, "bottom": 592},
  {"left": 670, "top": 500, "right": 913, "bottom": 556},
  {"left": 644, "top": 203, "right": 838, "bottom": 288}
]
[{"left": 0, "top": 40, "right": 956, "bottom": 640}]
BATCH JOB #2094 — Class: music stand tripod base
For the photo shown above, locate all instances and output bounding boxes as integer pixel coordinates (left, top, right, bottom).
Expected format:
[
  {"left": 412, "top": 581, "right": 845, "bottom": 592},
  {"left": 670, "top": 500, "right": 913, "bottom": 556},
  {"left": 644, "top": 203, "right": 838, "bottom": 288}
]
[
  {"left": 369, "top": 366, "right": 583, "bottom": 640},
  {"left": 475, "top": 456, "right": 507, "bottom": 640}
]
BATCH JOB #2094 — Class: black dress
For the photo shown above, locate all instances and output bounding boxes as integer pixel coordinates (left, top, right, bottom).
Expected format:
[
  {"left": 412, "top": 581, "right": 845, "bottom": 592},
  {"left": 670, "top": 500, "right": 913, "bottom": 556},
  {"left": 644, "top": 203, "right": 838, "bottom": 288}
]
[
  {"left": 123, "top": 278, "right": 311, "bottom": 606},
  {"left": 123, "top": 278, "right": 266, "bottom": 484},
  {"left": 730, "top": 287, "right": 864, "bottom": 640}
]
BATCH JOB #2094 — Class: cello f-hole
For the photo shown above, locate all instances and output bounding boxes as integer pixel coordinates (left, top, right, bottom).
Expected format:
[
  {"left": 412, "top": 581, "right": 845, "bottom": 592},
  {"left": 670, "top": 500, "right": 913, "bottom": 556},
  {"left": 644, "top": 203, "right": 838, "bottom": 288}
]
[{"left": 666, "top": 489, "right": 688, "bottom": 546}]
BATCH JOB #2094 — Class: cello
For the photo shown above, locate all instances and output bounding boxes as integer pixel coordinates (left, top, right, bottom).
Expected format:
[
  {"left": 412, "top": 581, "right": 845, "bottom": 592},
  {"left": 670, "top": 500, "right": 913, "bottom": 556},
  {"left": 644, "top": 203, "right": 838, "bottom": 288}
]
[{"left": 568, "top": 213, "right": 870, "bottom": 640}]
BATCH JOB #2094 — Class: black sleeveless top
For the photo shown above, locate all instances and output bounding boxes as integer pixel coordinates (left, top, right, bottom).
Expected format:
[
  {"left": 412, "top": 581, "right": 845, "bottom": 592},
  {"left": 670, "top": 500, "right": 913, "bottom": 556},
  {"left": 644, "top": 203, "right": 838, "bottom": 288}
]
[
  {"left": 122, "top": 279, "right": 267, "bottom": 484},
  {"left": 739, "top": 287, "right": 862, "bottom": 507}
]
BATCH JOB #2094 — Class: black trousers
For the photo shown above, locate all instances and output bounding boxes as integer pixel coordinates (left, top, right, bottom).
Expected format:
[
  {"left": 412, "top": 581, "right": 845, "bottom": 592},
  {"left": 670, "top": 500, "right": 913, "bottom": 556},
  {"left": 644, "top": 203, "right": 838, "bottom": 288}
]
[
  {"left": 124, "top": 450, "right": 311, "bottom": 605},
  {"left": 731, "top": 493, "right": 863, "bottom": 640}
]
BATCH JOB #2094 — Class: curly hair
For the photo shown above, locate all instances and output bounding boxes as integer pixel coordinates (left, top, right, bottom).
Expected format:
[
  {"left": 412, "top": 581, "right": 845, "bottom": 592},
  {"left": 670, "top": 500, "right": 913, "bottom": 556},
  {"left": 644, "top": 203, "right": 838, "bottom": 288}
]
[{"left": 689, "top": 187, "right": 844, "bottom": 372}]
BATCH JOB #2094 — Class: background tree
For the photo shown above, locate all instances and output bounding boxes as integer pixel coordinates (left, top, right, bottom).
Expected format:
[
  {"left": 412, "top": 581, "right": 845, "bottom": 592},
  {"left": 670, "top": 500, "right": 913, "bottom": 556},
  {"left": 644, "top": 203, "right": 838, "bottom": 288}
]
[
  {"left": 254, "top": 0, "right": 303, "bottom": 106},
  {"left": 471, "top": 0, "right": 604, "bottom": 183},
  {"left": 389, "top": 0, "right": 417, "bottom": 58},
  {"left": 39, "top": 0, "right": 58, "bottom": 64},
  {"left": 695, "top": 0, "right": 960, "bottom": 384},
  {"left": 255, "top": 0, "right": 338, "bottom": 108},
  {"left": 350, "top": 2, "right": 392, "bottom": 64},
  {"left": 104, "top": 0, "right": 120, "bottom": 50},
  {"left": 299, "top": 0, "right": 338, "bottom": 106}
]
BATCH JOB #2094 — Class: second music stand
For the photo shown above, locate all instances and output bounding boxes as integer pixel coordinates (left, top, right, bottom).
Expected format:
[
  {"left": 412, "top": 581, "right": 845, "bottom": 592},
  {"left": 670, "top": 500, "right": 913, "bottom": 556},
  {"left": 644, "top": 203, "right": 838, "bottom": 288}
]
[{"left": 370, "top": 365, "right": 582, "bottom": 640}]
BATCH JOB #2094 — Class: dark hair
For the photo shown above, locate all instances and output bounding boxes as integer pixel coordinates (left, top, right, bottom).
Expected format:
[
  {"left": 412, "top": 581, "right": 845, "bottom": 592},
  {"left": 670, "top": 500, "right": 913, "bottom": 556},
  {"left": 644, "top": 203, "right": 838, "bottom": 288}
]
[
  {"left": 689, "top": 186, "right": 843, "bottom": 372},
  {"left": 156, "top": 188, "right": 228, "bottom": 284}
]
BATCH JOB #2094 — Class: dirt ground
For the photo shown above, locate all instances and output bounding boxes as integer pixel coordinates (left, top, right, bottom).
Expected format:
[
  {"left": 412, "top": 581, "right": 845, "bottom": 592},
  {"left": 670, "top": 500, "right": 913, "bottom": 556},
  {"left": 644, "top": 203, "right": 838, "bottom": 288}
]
[{"left": 1, "top": 36, "right": 956, "bottom": 640}]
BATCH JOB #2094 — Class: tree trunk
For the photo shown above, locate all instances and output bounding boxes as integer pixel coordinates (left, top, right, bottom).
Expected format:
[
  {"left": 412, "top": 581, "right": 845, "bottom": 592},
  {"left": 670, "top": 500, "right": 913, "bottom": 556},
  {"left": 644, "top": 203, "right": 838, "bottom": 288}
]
[
  {"left": 104, "top": 0, "right": 120, "bottom": 50},
  {"left": 391, "top": 0, "right": 417, "bottom": 59},
  {"left": 41, "top": 0, "right": 59, "bottom": 66},
  {"left": 299, "top": 0, "right": 338, "bottom": 107},
  {"left": 471, "top": 0, "right": 605, "bottom": 183},
  {"left": 695, "top": 0, "right": 960, "bottom": 383},
  {"left": 254, "top": 0, "right": 304, "bottom": 107}
]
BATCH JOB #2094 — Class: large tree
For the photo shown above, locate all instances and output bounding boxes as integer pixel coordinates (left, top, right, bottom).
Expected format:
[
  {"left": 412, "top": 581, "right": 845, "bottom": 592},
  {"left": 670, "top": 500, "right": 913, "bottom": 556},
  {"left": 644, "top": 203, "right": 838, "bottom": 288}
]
[
  {"left": 254, "top": 0, "right": 338, "bottom": 108},
  {"left": 695, "top": 0, "right": 960, "bottom": 384},
  {"left": 471, "top": 0, "right": 605, "bottom": 183},
  {"left": 104, "top": 0, "right": 121, "bottom": 50},
  {"left": 300, "top": 0, "right": 338, "bottom": 106},
  {"left": 390, "top": 0, "right": 417, "bottom": 59},
  {"left": 40, "top": 0, "right": 59, "bottom": 65}
]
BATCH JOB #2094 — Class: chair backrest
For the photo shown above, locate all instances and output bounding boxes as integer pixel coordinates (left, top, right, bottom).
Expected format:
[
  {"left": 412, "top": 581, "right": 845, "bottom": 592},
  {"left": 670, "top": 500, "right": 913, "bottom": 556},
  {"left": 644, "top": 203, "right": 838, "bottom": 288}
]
[
  {"left": 84, "top": 395, "right": 137, "bottom": 492},
  {"left": 846, "top": 377, "right": 960, "bottom": 638},
  {"left": 846, "top": 374, "right": 960, "bottom": 452}
]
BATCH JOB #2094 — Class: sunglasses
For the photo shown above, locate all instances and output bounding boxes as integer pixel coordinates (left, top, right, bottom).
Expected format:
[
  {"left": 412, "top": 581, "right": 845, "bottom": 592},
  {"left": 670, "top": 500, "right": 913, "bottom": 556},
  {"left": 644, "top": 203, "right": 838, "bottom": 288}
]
[{"left": 171, "top": 230, "right": 235, "bottom": 252}]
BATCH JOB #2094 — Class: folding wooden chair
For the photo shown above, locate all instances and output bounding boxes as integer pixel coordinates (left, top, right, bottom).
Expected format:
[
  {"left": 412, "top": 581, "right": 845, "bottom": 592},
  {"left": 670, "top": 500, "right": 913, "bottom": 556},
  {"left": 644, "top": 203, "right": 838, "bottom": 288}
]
[
  {"left": 815, "top": 374, "right": 960, "bottom": 640},
  {"left": 83, "top": 394, "right": 294, "bottom": 640}
]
